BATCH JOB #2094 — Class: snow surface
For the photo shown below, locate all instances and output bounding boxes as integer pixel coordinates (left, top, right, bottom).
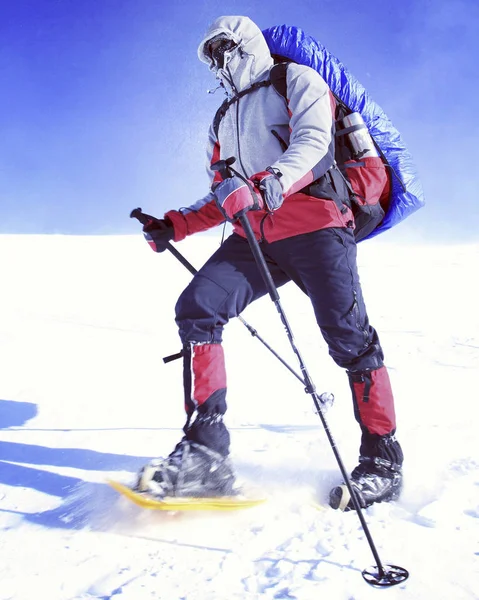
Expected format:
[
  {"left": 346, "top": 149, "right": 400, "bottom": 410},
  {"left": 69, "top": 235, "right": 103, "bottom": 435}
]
[{"left": 0, "top": 233, "right": 478, "bottom": 600}]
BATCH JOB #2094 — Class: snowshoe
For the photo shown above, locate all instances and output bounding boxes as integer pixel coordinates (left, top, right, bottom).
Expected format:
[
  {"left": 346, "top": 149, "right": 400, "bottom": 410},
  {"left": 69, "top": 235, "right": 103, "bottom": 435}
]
[
  {"left": 329, "top": 456, "right": 402, "bottom": 511},
  {"left": 136, "top": 439, "right": 236, "bottom": 499}
]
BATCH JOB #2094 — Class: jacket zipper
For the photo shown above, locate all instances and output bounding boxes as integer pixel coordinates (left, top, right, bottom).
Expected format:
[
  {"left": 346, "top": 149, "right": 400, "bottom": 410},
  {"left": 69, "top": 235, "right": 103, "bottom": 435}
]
[
  {"left": 235, "top": 100, "right": 248, "bottom": 177},
  {"left": 227, "top": 73, "right": 270, "bottom": 242},
  {"left": 259, "top": 213, "right": 270, "bottom": 243}
]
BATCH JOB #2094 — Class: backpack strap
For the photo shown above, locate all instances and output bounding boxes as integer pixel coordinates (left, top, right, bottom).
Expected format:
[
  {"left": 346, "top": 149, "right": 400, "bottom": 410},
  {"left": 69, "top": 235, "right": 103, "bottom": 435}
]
[
  {"left": 212, "top": 79, "right": 272, "bottom": 138},
  {"left": 270, "top": 62, "right": 355, "bottom": 210},
  {"left": 212, "top": 63, "right": 290, "bottom": 138},
  {"left": 269, "top": 62, "right": 288, "bottom": 100}
]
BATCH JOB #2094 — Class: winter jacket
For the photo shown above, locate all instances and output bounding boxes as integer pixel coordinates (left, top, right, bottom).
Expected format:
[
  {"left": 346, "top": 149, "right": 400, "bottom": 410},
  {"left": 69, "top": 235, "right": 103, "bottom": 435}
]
[{"left": 165, "top": 16, "right": 354, "bottom": 243}]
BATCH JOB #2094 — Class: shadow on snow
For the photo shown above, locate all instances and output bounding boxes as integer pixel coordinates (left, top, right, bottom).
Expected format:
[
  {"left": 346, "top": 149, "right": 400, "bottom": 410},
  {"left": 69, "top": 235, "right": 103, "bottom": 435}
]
[
  {"left": 0, "top": 398, "right": 151, "bottom": 531},
  {"left": 0, "top": 399, "right": 339, "bottom": 534}
]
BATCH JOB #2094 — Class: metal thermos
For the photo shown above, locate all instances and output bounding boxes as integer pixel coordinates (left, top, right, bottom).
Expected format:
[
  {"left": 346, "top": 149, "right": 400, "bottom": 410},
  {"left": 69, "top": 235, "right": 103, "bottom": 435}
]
[{"left": 336, "top": 112, "right": 378, "bottom": 159}]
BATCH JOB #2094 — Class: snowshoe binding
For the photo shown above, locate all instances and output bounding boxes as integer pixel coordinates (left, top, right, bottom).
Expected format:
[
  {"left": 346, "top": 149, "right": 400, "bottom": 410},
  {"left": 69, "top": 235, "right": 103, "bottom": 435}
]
[
  {"left": 329, "top": 456, "right": 403, "bottom": 511},
  {"left": 136, "top": 439, "right": 236, "bottom": 499}
]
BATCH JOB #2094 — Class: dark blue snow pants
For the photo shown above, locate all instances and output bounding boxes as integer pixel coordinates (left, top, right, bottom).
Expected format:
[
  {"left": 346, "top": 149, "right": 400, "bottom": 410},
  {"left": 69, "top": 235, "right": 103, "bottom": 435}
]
[{"left": 175, "top": 228, "right": 394, "bottom": 455}]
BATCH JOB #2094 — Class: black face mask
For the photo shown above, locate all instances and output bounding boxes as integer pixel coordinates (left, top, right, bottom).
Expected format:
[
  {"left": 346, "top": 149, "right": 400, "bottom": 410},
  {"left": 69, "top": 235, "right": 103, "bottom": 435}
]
[{"left": 209, "top": 38, "right": 237, "bottom": 69}]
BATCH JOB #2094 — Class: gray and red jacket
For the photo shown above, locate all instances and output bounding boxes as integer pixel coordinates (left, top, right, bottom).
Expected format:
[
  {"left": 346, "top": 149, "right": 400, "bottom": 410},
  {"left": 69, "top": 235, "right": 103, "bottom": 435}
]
[{"left": 165, "top": 16, "right": 356, "bottom": 244}]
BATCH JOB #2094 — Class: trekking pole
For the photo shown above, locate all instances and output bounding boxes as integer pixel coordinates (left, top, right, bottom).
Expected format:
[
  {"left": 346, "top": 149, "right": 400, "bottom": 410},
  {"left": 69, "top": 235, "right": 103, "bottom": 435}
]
[
  {"left": 129, "top": 208, "right": 311, "bottom": 389},
  {"left": 211, "top": 157, "right": 409, "bottom": 588}
]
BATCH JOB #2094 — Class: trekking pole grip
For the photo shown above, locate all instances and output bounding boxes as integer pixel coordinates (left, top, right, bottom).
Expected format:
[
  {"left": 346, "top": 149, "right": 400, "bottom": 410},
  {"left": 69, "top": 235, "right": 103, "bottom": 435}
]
[{"left": 130, "top": 207, "right": 197, "bottom": 276}]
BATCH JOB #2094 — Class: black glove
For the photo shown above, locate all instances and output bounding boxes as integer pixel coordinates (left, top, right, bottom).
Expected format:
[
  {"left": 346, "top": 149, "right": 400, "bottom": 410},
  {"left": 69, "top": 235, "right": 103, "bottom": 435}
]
[{"left": 143, "top": 218, "right": 174, "bottom": 253}]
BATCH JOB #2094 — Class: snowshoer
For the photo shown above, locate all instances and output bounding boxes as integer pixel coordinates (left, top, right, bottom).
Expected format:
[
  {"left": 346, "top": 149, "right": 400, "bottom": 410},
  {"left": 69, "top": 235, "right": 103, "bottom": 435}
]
[{"left": 137, "top": 16, "right": 404, "bottom": 510}]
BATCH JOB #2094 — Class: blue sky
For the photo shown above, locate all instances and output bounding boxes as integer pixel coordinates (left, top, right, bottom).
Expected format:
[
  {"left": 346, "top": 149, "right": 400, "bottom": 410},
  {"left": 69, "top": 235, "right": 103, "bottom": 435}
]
[{"left": 1, "top": 0, "right": 477, "bottom": 241}]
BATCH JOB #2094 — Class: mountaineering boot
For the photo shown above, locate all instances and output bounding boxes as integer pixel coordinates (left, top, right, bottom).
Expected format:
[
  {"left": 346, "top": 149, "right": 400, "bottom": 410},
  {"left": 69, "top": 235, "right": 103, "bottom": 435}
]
[
  {"left": 136, "top": 438, "right": 236, "bottom": 499},
  {"left": 329, "top": 430, "right": 404, "bottom": 511},
  {"left": 329, "top": 456, "right": 403, "bottom": 511}
]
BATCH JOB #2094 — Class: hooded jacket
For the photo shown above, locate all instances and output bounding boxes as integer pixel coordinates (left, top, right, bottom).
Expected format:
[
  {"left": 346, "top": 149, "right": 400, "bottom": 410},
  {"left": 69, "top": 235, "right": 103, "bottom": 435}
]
[{"left": 165, "top": 16, "right": 354, "bottom": 243}]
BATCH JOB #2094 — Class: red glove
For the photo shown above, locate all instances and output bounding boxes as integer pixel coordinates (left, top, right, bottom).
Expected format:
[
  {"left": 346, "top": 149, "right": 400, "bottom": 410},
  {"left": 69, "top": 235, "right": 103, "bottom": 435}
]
[
  {"left": 250, "top": 168, "right": 284, "bottom": 211},
  {"left": 213, "top": 175, "right": 263, "bottom": 221}
]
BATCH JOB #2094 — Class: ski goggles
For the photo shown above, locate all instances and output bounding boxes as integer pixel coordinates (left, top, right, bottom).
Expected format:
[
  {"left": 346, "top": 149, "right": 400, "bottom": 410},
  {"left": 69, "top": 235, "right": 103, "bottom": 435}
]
[{"left": 207, "top": 36, "right": 238, "bottom": 69}]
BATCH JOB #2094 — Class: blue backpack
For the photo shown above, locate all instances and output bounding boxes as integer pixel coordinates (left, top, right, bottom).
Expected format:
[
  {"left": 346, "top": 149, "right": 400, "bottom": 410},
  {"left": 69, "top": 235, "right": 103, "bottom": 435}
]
[{"left": 262, "top": 25, "right": 425, "bottom": 241}]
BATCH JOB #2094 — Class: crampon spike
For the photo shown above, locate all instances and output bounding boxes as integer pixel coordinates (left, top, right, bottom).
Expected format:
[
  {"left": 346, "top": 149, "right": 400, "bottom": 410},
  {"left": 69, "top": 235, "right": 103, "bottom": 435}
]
[{"left": 362, "top": 564, "right": 409, "bottom": 587}]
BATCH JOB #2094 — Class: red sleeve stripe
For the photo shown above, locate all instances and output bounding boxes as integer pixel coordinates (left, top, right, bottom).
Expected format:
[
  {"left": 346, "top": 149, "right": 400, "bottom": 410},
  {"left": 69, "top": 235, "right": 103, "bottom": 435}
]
[
  {"left": 211, "top": 141, "right": 222, "bottom": 184},
  {"left": 284, "top": 169, "right": 315, "bottom": 197}
]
